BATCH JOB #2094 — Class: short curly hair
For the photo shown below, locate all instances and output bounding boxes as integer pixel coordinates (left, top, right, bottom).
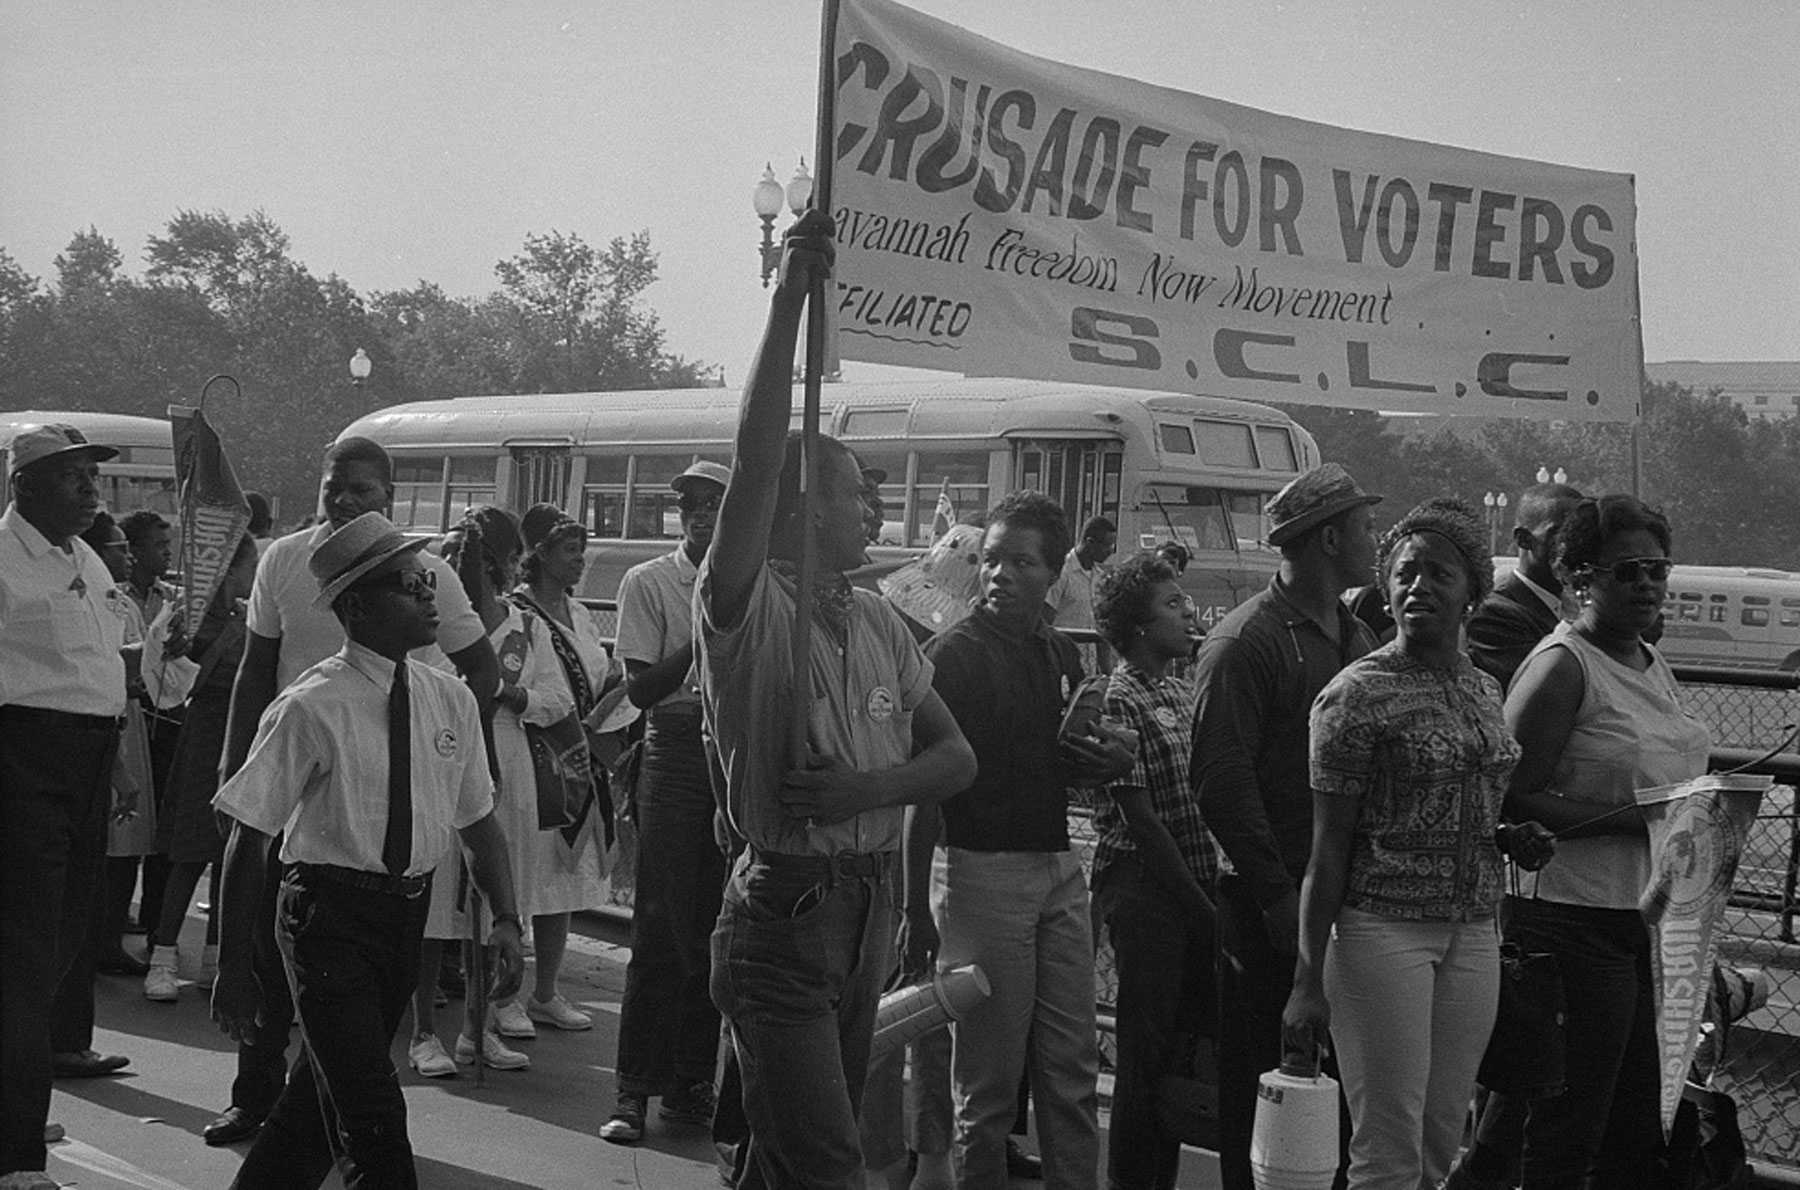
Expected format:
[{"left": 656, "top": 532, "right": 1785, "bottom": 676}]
[
  {"left": 1093, "top": 553, "right": 1179, "bottom": 652},
  {"left": 1376, "top": 497, "right": 1494, "bottom": 611},
  {"left": 1554, "top": 495, "right": 1672, "bottom": 588},
  {"left": 986, "top": 491, "right": 1072, "bottom": 574}
]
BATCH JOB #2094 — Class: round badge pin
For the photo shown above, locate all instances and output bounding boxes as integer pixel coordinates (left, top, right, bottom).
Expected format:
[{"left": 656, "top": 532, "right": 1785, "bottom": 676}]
[
  {"left": 866, "top": 686, "right": 895, "bottom": 722},
  {"left": 434, "top": 729, "right": 457, "bottom": 758}
]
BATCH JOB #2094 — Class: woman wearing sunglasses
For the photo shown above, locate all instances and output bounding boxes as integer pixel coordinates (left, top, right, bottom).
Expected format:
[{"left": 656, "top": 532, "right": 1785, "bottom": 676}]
[{"left": 1494, "top": 494, "right": 1709, "bottom": 1187}]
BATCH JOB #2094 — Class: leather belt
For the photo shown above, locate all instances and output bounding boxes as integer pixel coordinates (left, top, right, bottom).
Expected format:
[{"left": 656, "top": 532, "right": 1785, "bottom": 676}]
[{"left": 292, "top": 862, "right": 433, "bottom": 900}]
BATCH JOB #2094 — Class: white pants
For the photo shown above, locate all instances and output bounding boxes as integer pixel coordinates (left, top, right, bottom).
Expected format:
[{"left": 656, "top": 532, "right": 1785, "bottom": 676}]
[
  {"left": 935, "top": 847, "right": 1099, "bottom": 1190},
  {"left": 1325, "top": 908, "right": 1499, "bottom": 1190}
]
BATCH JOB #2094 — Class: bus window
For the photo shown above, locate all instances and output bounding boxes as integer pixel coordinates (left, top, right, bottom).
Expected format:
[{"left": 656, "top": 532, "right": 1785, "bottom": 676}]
[
  {"left": 1782, "top": 610, "right": 1800, "bottom": 628},
  {"left": 1709, "top": 604, "right": 1727, "bottom": 623},
  {"left": 1743, "top": 608, "right": 1771, "bottom": 627},
  {"left": 1160, "top": 424, "right": 1195, "bottom": 454},
  {"left": 1679, "top": 602, "right": 1701, "bottom": 622},
  {"left": 1255, "top": 426, "right": 1298, "bottom": 471},
  {"left": 509, "top": 448, "right": 567, "bottom": 511},
  {"left": 447, "top": 456, "right": 497, "bottom": 521},
  {"left": 1138, "top": 486, "right": 1231, "bottom": 552},
  {"left": 392, "top": 458, "right": 445, "bottom": 531},
  {"left": 628, "top": 454, "right": 690, "bottom": 539},
  {"left": 843, "top": 408, "right": 909, "bottom": 438},
  {"left": 1194, "top": 421, "right": 1257, "bottom": 468},
  {"left": 580, "top": 456, "right": 629, "bottom": 539},
  {"left": 1224, "top": 491, "right": 1274, "bottom": 552},
  {"left": 912, "top": 450, "right": 989, "bottom": 546}
]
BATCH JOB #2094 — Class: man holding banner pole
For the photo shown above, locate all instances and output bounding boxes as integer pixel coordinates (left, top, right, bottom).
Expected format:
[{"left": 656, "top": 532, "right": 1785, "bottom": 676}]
[{"left": 697, "top": 209, "right": 975, "bottom": 1189}]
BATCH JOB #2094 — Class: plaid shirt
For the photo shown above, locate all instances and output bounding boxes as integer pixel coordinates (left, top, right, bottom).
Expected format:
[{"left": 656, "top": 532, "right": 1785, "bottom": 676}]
[{"left": 1092, "top": 662, "right": 1218, "bottom": 888}]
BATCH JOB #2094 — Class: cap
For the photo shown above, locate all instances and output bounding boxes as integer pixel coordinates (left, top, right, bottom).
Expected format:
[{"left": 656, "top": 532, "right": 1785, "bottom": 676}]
[
  {"left": 860, "top": 466, "right": 887, "bottom": 486},
  {"left": 671, "top": 460, "right": 731, "bottom": 496},
  {"left": 310, "top": 512, "right": 428, "bottom": 608},
  {"left": 7, "top": 423, "right": 119, "bottom": 476},
  {"left": 1265, "top": 463, "right": 1382, "bottom": 547}
]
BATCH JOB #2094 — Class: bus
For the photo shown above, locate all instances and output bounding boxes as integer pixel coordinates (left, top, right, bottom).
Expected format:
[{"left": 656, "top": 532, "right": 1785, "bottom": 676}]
[
  {"left": 1, "top": 409, "right": 178, "bottom": 519},
  {"left": 338, "top": 378, "right": 1321, "bottom": 624},
  {"left": 1494, "top": 556, "right": 1800, "bottom": 671}
]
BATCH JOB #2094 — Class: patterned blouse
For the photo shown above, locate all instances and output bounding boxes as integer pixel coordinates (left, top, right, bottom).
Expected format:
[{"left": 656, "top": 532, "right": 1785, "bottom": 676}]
[
  {"left": 1094, "top": 662, "right": 1218, "bottom": 888},
  {"left": 1310, "top": 643, "right": 1521, "bottom": 922}
]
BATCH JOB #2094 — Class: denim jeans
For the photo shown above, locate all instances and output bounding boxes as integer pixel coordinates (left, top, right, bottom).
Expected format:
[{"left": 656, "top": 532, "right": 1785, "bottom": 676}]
[
  {"left": 711, "top": 848, "right": 894, "bottom": 1190},
  {"left": 232, "top": 868, "right": 429, "bottom": 1190},
  {"left": 0, "top": 710, "right": 115, "bottom": 1175},
  {"left": 1511, "top": 898, "right": 1662, "bottom": 1188},
  {"left": 936, "top": 846, "right": 1100, "bottom": 1190},
  {"left": 616, "top": 707, "right": 726, "bottom": 1096},
  {"left": 1325, "top": 907, "right": 1499, "bottom": 1190},
  {"left": 1095, "top": 858, "right": 1215, "bottom": 1190}
]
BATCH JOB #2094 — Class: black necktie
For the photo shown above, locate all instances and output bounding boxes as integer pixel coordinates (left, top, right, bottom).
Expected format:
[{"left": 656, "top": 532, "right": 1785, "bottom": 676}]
[{"left": 384, "top": 663, "right": 412, "bottom": 876}]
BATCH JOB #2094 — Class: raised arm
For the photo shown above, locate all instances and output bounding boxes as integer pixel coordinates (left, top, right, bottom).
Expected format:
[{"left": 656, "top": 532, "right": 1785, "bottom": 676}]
[{"left": 705, "top": 211, "right": 834, "bottom": 631}]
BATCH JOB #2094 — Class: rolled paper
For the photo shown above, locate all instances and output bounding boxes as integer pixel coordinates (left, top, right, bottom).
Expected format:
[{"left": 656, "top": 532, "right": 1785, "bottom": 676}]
[{"left": 870, "top": 964, "right": 990, "bottom": 1060}]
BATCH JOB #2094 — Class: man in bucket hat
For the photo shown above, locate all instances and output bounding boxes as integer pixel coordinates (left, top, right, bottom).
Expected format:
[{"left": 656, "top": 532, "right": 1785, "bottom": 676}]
[
  {"left": 0, "top": 424, "right": 129, "bottom": 1187},
  {"left": 1190, "top": 462, "right": 1381, "bottom": 1190},
  {"left": 210, "top": 512, "right": 523, "bottom": 1189}
]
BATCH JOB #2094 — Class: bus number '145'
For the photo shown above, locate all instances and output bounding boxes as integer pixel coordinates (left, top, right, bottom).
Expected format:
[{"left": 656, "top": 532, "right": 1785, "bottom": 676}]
[{"left": 1068, "top": 306, "right": 1574, "bottom": 402}]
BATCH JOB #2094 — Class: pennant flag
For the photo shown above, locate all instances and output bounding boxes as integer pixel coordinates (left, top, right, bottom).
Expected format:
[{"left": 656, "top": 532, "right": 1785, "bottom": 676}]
[
  {"left": 1636, "top": 773, "right": 1771, "bottom": 1136},
  {"left": 169, "top": 405, "right": 251, "bottom": 636},
  {"left": 827, "top": 0, "right": 1640, "bottom": 421},
  {"left": 879, "top": 521, "right": 985, "bottom": 634},
  {"left": 930, "top": 476, "right": 956, "bottom": 541}
]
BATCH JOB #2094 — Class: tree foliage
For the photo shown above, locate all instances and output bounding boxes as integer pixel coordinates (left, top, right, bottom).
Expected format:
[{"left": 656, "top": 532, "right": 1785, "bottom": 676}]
[
  {"left": 0, "top": 211, "right": 708, "bottom": 519},
  {"left": 1284, "top": 382, "right": 1800, "bottom": 569}
]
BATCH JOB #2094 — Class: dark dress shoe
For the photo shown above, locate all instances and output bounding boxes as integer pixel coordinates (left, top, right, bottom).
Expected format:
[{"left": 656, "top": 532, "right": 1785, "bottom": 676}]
[
  {"left": 52, "top": 1050, "right": 130, "bottom": 1078},
  {"left": 203, "top": 1106, "right": 265, "bottom": 1147},
  {"left": 98, "top": 948, "right": 151, "bottom": 976},
  {"left": 1005, "top": 1137, "right": 1044, "bottom": 1179}
]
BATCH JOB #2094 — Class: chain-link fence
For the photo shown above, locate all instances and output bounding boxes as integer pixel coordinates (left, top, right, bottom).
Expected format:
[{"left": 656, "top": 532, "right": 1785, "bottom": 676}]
[{"left": 1674, "top": 667, "right": 1800, "bottom": 1171}]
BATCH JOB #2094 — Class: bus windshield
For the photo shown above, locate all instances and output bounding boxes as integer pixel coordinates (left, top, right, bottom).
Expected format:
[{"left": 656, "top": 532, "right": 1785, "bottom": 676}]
[{"left": 1139, "top": 484, "right": 1275, "bottom": 555}]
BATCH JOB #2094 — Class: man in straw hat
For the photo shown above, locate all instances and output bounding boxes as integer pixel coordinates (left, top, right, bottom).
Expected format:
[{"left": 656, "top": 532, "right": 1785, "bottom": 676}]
[
  {"left": 0, "top": 424, "right": 130, "bottom": 1188},
  {"left": 697, "top": 211, "right": 975, "bottom": 1188},
  {"left": 210, "top": 512, "right": 522, "bottom": 1189},
  {"left": 1190, "top": 461, "right": 1382, "bottom": 1190}
]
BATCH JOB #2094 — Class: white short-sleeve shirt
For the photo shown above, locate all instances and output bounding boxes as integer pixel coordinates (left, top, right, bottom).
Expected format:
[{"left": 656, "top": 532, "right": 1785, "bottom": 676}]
[
  {"left": 614, "top": 546, "right": 701, "bottom": 709},
  {"left": 0, "top": 504, "right": 128, "bottom": 716},
  {"left": 213, "top": 640, "right": 495, "bottom": 875},
  {"left": 247, "top": 524, "right": 486, "bottom": 689}
]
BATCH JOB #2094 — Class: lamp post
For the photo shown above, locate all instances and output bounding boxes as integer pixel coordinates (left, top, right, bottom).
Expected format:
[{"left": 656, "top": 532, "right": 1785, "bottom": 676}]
[
  {"left": 754, "top": 159, "right": 814, "bottom": 287},
  {"left": 1534, "top": 465, "right": 1569, "bottom": 486},
  {"left": 1483, "top": 491, "right": 1509, "bottom": 555},
  {"left": 349, "top": 348, "right": 372, "bottom": 387}
]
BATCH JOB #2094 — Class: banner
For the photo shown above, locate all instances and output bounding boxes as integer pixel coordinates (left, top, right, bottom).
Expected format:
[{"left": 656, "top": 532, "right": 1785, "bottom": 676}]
[
  {"left": 828, "top": 0, "right": 1641, "bottom": 421},
  {"left": 1636, "top": 773, "right": 1771, "bottom": 1136},
  {"left": 169, "top": 405, "right": 251, "bottom": 636}
]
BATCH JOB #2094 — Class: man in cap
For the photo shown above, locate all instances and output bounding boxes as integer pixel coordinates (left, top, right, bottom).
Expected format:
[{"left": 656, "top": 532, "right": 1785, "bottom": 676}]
[
  {"left": 210, "top": 512, "right": 522, "bottom": 1189},
  {"left": 1191, "top": 461, "right": 1381, "bottom": 1190},
  {"left": 0, "top": 424, "right": 130, "bottom": 1187},
  {"left": 600, "top": 458, "right": 731, "bottom": 1144},
  {"left": 203, "top": 436, "right": 497, "bottom": 1148},
  {"left": 698, "top": 212, "right": 975, "bottom": 1188}
]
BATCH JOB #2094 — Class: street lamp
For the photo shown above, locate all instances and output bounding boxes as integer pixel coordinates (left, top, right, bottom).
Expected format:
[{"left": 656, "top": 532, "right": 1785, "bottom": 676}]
[
  {"left": 1483, "top": 491, "right": 1509, "bottom": 555},
  {"left": 754, "top": 159, "right": 816, "bottom": 286},
  {"left": 349, "top": 348, "right": 372, "bottom": 387}
]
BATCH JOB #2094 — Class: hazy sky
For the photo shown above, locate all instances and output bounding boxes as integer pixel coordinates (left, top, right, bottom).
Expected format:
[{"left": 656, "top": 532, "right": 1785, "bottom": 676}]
[{"left": 4, "top": 1, "right": 1795, "bottom": 386}]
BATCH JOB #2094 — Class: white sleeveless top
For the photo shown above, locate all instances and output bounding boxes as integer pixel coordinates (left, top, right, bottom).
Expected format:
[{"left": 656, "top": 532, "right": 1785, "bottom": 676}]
[{"left": 1509, "top": 621, "right": 1710, "bottom": 909}]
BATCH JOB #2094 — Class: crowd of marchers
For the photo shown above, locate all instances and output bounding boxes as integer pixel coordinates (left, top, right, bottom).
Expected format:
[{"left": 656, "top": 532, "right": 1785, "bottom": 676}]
[{"left": 1, "top": 212, "right": 1704, "bottom": 1190}]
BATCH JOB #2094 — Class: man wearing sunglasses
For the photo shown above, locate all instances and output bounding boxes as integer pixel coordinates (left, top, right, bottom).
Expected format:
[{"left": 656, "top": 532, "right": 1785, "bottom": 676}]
[
  {"left": 211, "top": 512, "right": 521, "bottom": 1189},
  {"left": 203, "top": 437, "right": 498, "bottom": 1149},
  {"left": 1469, "top": 482, "right": 1582, "bottom": 691}
]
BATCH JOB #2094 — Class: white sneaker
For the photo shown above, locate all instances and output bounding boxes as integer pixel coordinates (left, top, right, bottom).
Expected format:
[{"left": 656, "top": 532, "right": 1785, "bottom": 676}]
[
  {"left": 143, "top": 947, "right": 180, "bottom": 1002},
  {"left": 525, "top": 994, "right": 593, "bottom": 1031},
  {"left": 199, "top": 944, "right": 220, "bottom": 989},
  {"left": 491, "top": 1000, "right": 536, "bottom": 1039},
  {"left": 455, "top": 1029, "right": 530, "bottom": 1070},
  {"left": 407, "top": 1034, "right": 457, "bottom": 1079}
]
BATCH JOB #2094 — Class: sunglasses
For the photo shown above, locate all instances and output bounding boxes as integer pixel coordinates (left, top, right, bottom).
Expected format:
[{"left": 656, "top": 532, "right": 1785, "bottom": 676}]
[
  {"left": 358, "top": 568, "right": 437, "bottom": 598},
  {"left": 1584, "top": 557, "right": 1673, "bottom": 584}
]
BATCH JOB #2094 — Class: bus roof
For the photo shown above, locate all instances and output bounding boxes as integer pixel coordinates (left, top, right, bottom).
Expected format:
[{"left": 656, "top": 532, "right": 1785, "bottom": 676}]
[
  {"left": 0, "top": 409, "right": 173, "bottom": 450},
  {"left": 338, "top": 379, "right": 1302, "bottom": 452}
]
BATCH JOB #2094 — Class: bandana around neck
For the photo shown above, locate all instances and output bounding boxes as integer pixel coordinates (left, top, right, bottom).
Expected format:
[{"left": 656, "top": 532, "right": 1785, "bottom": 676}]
[{"left": 769, "top": 558, "right": 854, "bottom": 642}]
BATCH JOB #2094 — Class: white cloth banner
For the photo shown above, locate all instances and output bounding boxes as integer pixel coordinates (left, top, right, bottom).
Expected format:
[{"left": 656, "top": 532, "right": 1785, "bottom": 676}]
[
  {"left": 828, "top": 0, "right": 1641, "bottom": 421},
  {"left": 1636, "top": 773, "right": 1771, "bottom": 1136}
]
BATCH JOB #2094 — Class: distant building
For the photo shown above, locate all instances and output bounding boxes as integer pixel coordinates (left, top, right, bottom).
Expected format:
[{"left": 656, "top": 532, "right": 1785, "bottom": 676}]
[{"left": 1646, "top": 360, "right": 1800, "bottom": 421}]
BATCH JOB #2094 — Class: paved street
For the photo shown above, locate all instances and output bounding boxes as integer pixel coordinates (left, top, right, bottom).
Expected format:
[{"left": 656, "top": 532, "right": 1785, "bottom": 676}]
[{"left": 42, "top": 907, "right": 1223, "bottom": 1189}]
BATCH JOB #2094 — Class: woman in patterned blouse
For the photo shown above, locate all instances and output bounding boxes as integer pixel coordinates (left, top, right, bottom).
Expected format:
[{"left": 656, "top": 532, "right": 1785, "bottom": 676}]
[{"left": 1282, "top": 498, "right": 1553, "bottom": 1190}]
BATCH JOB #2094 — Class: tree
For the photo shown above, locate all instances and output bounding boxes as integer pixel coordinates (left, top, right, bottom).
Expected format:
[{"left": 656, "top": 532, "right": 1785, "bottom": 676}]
[{"left": 54, "top": 227, "right": 122, "bottom": 294}]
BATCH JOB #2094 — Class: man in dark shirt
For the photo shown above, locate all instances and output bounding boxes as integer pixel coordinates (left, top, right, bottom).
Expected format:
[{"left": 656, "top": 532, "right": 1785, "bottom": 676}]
[
  {"left": 1467, "top": 482, "right": 1582, "bottom": 691},
  {"left": 906, "top": 491, "right": 1132, "bottom": 1189},
  {"left": 1190, "top": 463, "right": 1380, "bottom": 1190}
]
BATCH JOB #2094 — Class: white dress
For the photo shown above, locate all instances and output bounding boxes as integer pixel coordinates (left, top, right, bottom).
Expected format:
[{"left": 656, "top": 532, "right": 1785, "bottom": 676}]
[{"left": 493, "top": 600, "right": 610, "bottom": 920}]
